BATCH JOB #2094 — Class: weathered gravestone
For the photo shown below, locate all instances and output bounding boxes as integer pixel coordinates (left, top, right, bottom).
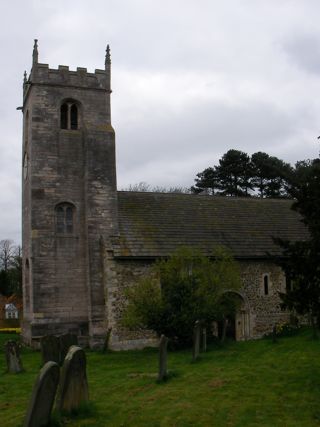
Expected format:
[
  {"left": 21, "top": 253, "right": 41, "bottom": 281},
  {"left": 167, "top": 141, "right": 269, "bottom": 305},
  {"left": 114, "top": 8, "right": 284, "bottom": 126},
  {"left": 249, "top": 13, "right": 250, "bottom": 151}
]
[
  {"left": 59, "top": 333, "right": 78, "bottom": 365},
  {"left": 57, "top": 346, "right": 89, "bottom": 413},
  {"left": 102, "top": 327, "right": 112, "bottom": 353},
  {"left": 23, "top": 361, "right": 60, "bottom": 427},
  {"left": 5, "top": 340, "right": 24, "bottom": 373},
  {"left": 192, "top": 320, "right": 201, "bottom": 362},
  {"left": 158, "top": 334, "right": 169, "bottom": 381},
  {"left": 272, "top": 324, "right": 277, "bottom": 343},
  {"left": 40, "top": 335, "right": 60, "bottom": 365},
  {"left": 201, "top": 327, "right": 207, "bottom": 352}
]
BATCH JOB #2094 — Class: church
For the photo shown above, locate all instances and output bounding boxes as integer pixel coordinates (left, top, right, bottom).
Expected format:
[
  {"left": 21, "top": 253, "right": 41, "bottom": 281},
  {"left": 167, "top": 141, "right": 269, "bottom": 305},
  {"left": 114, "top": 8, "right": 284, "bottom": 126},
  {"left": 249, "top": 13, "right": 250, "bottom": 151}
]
[{"left": 21, "top": 41, "right": 308, "bottom": 350}]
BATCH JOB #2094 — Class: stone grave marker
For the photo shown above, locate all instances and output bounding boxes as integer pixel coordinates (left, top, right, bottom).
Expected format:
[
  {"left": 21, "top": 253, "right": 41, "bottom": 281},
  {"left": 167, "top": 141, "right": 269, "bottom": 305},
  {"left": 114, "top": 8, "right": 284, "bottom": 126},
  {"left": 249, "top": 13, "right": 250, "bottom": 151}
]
[
  {"left": 272, "top": 324, "right": 277, "bottom": 343},
  {"left": 192, "top": 320, "right": 201, "bottom": 362},
  {"left": 158, "top": 334, "right": 169, "bottom": 381},
  {"left": 57, "top": 346, "right": 89, "bottom": 413},
  {"left": 102, "top": 327, "right": 112, "bottom": 353},
  {"left": 201, "top": 327, "right": 207, "bottom": 352},
  {"left": 40, "top": 335, "right": 60, "bottom": 365},
  {"left": 4, "top": 340, "right": 24, "bottom": 373},
  {"left": 23, "top": 361, "right": 60, "bottom": 427},
  {"left": 59, "top": 333, "right": 78, "bottom": 365}
]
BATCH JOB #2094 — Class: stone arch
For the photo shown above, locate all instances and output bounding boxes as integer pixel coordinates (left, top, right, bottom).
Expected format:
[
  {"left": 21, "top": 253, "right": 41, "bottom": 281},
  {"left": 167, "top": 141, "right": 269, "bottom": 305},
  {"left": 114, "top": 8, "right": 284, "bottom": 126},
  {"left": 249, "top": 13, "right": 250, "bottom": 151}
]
[{"left": 219, "top": 290, "right": 250, "bottom": 341}]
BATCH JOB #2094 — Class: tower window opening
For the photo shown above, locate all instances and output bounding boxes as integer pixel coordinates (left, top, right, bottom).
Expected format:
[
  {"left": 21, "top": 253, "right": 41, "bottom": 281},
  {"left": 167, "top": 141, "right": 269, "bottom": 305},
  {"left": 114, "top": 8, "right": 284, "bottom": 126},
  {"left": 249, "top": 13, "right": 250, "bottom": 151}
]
[
  {"left": 286, "top": 276, "right": 292, "bottom": 293},
  {"left": 66, "top": 207, "right": 73, "bottom": 233},
  {"left": 263, "top": 275, "right": 269, "bottom": 295},
  {"left": 60, "top": 102, "right": 79, "bottom": 130},
  {"left": 70, "top": 104, "right": 78, "bottom": 129},
  {"left": 60, "top": 104, "right": 68, "bottom": 129},
  {"left": 55, "top": 203, "right": 75, "bottom": 234}
]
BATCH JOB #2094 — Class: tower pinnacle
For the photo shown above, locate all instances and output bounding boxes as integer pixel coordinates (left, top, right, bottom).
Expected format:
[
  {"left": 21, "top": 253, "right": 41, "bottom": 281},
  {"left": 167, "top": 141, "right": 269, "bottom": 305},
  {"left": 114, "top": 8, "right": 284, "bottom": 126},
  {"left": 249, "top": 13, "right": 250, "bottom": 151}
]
[
  {"left": 105, "top": 44, "right": 111, "bottom": 70},
  {"left": 32, "top": 39, "right": 38, "bottom": 65}
]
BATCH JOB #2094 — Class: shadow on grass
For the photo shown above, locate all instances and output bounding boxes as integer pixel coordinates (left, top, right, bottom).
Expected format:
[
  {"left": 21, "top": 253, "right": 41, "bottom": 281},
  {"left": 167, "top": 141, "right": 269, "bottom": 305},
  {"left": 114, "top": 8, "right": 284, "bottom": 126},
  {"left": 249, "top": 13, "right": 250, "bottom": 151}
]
[{"left": 51, "top": 401, "right": 97, "bottom": 426}]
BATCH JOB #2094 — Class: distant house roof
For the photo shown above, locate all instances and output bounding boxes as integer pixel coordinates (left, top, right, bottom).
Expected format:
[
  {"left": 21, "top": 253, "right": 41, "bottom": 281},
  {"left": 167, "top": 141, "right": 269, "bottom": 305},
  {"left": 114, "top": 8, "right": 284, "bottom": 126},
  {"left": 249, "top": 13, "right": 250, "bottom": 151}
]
[
  {"left": 5, "top": 303, "right": 17, "bottom": 311},
  {"left": 113, "top": 191, "right": 308, "bottom": 259}
]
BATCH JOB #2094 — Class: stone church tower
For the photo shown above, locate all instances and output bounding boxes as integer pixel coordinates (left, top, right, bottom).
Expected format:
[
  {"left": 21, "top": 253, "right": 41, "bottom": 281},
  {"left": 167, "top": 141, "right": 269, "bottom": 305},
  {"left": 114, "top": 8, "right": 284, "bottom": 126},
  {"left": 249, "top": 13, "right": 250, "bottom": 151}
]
[{"left": 22, "top": 40, "right": 117, "bottom": 347}]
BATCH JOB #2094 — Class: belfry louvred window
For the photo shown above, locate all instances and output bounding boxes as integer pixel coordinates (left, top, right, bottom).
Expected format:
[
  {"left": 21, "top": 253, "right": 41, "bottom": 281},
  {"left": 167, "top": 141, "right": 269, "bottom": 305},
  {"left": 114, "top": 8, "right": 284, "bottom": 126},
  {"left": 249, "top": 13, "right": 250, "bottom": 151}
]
[
  {"left": 55, "top": 203, "right": 75, "bottom": 233},
  {"left": 60, "top": 102, "right": 78, "bottom": 130},
  {"left": 263, "top": 275, "right": 269, "bottom": 295}
]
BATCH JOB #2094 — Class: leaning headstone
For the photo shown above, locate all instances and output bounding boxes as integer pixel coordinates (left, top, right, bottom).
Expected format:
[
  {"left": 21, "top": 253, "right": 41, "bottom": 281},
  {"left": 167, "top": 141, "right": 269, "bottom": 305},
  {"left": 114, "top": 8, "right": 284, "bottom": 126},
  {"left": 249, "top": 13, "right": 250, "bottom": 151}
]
[
  {"left": 192, "top": 320, "right": 201, "bottom": 362},
  {"left": 102, "top": 327, "right": 112, "bottom": 353},
  {"left": 40, "top": 335, "right": 60, "bottom": 365},
  {"left": 23, "top": 361, "right": 60, "bottom": 427},
  {"left": 158, "top": 334, "right": 169, "bottom": 381},
  {"left": 201, "top": 328, "right": 207, "bottom": 352},
  {"left": 59, "top": 333, "right": 78, "bottom": 365},
  {"left": 272, "top": 324, "right": 277, "bottom": 343},
  {"left": 57, "top": 346, "right": 89, "bottom": 413},
  {"left": 4, "top": 340, "right": 24, "bottom": 373}
]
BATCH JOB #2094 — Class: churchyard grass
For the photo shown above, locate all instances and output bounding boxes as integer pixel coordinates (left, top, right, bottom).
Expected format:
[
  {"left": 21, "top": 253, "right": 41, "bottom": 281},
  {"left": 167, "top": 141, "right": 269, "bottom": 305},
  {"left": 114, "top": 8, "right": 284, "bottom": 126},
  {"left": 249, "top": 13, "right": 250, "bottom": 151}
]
[{"left": 0, "top": 328, "right": 320, "bottom": 426}]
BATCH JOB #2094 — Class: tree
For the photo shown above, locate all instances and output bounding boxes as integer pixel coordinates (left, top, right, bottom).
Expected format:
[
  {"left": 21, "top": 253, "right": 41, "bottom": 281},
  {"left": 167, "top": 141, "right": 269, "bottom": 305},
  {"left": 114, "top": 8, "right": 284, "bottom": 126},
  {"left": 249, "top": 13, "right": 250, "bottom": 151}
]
[
  {"left": 192, "top": 150, "right": 292, "bottom": 198},
  {"left": 123, "top": 182, "right": 191, "bottom": 194},
  {"left": 216, "top": 149, "right": 252, "bottom": 196},
  {"left": 0, "top": 240, "right": 22, "bottom": 296},
  {"left": 0, "top": 240, "right": 16, "bottom": 272},
  {"left": 251, "top": 152, "right": 292, "bottom": 198},
  {"left": 276, "top": 159, "right": 320, "bottom": 336},
  {"left": 191, "top": 167, "right": 219, "bottom": 195},
  {"left": 122, "top": 246, "right": 241, "bottom": 346}
]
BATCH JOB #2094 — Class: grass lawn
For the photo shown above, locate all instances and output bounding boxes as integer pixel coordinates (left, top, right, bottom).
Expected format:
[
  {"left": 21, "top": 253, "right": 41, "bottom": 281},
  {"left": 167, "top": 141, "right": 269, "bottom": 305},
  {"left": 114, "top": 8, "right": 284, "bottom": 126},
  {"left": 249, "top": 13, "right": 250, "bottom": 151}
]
[{"left": 1, "top": 329, "right": 320, "bottom": 426}]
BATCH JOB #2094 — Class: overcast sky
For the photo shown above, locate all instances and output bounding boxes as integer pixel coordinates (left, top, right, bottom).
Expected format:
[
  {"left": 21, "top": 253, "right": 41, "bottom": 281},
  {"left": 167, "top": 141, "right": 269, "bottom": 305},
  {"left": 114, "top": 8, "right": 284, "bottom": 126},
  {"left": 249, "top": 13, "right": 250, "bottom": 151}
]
[{"left": 1, "top": 0, "right": 320, "bottom": 243}]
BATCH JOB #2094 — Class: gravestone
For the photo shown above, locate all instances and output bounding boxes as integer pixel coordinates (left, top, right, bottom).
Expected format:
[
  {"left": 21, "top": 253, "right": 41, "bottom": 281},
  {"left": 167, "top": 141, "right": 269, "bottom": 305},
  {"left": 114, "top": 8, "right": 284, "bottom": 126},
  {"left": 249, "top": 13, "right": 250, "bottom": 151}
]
[
  {"left": 201, "top": 328, "right": 207, "bottom": 352},
  {"left": 23, "top": 361, "right": 60, "bottom": 427},
  {"left": 102, "top": 327, "right": 112, "bottom": 353},
  {"left": 158, "top": 334, "right": 169, "bottom": 381},
  {"left": 272, "top": 324, "right": 277, "bottom": 343},
  {"left": 57, "top": 346, "right": 89, "bottom": 413},
  {"left": 192, "top": 320, "right": 201, "bottom": 362},
  {"left": 40, "top": 335, "right": 60, "bottom": 365},
  {"left": 4, "top": 340, "right": 24, "bottom": 373},
  {"left": 59, "top": 333, "right": 78, "bottom": 365}
]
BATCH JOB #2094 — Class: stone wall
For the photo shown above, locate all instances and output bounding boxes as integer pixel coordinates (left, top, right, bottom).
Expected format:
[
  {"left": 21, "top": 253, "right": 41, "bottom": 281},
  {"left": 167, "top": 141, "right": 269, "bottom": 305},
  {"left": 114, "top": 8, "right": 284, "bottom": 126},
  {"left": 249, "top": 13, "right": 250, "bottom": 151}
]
[
  {"left": 105, "top": 256, "right": 158, "bottom": 350},
  {"left": 239, "top": 260, "right": 290, "bottom": 338},
  {"left": 106, "top": 257, "right": 290, "bottom": 350}
]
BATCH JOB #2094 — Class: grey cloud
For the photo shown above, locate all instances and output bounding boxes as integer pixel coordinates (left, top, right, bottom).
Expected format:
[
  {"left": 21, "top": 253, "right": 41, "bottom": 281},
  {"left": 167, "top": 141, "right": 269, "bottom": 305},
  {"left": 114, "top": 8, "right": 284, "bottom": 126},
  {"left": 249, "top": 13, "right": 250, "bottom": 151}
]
[
  {"left": 282, "top": 33, "right": 320, "bottom": 75},
  {"left": 116, "top": 97, "right": 314, "bottom": 189}
]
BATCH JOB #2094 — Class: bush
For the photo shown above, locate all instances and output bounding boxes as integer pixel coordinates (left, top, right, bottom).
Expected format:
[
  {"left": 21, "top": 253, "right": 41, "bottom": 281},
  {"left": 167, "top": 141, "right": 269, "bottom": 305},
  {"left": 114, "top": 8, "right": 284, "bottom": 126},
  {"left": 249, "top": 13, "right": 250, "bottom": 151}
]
[{"left": 123, "top": 246, "right": 241, "bottom": 346}]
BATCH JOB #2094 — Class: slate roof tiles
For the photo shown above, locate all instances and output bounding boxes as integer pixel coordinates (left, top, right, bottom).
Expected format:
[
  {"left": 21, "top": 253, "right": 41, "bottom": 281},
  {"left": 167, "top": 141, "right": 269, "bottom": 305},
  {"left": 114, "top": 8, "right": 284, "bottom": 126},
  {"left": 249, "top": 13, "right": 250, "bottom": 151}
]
[{"left": 114, "top": 191, "right": 308, "bottom": 259}]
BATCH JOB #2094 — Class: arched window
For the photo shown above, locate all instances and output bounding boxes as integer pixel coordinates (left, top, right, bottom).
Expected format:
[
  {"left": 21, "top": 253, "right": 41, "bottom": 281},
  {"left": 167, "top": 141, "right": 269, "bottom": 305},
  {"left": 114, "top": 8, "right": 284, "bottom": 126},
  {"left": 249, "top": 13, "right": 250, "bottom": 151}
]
[
  {"left": 263, "top": 275, "right": 269, "bottom": 295},
  {"left": 55, "top": 203, "right": 75, "bottom": 234},
  {"left": 60, "top": 102, "right": 79, "bottom": 130}
]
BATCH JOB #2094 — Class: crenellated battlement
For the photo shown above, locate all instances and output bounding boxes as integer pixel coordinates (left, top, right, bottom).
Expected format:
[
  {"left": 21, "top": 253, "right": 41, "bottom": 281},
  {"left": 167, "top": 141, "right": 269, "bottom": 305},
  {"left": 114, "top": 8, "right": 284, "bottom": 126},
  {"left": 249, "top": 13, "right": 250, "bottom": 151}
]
[
  {"left": 29, "top": 63, "right": 110, "bottom": 90},
  {"left": 23, "top": 40, "right": 111, "bottom": 101}
]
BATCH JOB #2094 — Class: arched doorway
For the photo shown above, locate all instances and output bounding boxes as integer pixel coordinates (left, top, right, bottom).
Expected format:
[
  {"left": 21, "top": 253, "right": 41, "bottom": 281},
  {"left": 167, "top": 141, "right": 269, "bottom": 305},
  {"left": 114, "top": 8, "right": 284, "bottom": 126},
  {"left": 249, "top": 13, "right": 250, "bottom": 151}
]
[{"left": 218, "top": 292, "right": 250, "bottom": 341}]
